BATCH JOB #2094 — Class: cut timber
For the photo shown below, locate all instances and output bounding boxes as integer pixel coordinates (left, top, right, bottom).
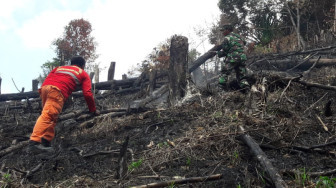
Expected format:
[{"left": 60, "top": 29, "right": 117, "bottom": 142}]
[
  {"left": 130, "top": 174, "right": 222, "bottom": 188},
  {"left": 239, "top": 125, "right": 288, "bottom": 188}
]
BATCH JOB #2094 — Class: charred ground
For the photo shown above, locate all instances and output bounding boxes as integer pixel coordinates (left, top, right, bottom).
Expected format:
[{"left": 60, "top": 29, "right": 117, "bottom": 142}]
[{"left": 1, "top": 56, "right": 336, "bottom": 187}]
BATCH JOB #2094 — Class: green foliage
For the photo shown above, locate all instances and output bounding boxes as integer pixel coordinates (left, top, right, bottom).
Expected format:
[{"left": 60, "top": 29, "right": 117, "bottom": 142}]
[
  {"left": 1, "top": 173, "right": 12, "bottom": 188},
  {"left": 168, "top": 182, "right": 176, "bottom": 188},
  {"left": 157, "top": 141, "right": 168, "bottom": 148},
  {"left": 128, "top": 159, "right": 143, "bottom": 171},
  {"left": 38, "top": 58, "right": 61, "bottom": 84},
  {"left": 212, "top": 111, "right": 223, "bottom": 118},
  {"left": 316, "top": 176, "right": 336, "bottom": 188},
  {"left": 250, "top": 3, "right": 281, "bottom": 45},
  {"left": 188, "top": 48, "right": 201, "bottom": 63},
  {"left": 186, "top": 157, "right": 191, "bottom": 166},
  {"left": 253, "top": 44, "right": 273, "bottom": 54},
  {"left": 294, "top": 168, "right": 311, "bottom": 187}
]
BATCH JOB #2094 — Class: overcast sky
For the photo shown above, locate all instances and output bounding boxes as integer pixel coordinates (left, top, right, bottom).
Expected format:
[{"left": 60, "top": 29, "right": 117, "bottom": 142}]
[{"left": 0, "top": 0, "right": 221, "bottom": 94}]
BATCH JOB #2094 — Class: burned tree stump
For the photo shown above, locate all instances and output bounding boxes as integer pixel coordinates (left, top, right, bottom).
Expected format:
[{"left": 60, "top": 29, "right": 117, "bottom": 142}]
[
  {"left": 94, "top": 64, "right": 99, "bottom": 83},
  {"left": 0, "top": 76, "right": 2, "bottom": 94},
  {"left": 168, "top": 35, "right": 188, "bottom": 106},
  {"left": 107, "top": 61, "right": 116, "bottom": 81},
  {"left": 32, "top": 79, "right": 39, "bottom": 92},
  {"left": 149, "top": 69, "right": 157, "bottom": 94}
]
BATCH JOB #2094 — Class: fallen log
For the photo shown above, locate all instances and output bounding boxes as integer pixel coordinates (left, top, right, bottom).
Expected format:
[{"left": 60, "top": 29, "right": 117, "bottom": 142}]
[
  {"left": 0, "top": 78, "right": 138, "bottom": 102},
  {"left": 188, "top": 45, "right": 221, "bottom": 73},
  {"left": 0, "top": 91, "right": 39, "bottom": 102},
  {"left": 0, "top": 140, "right": 29, "bottom": 158},
  {"left": 251, "top": 58, "right": 336, "bottom": 71},
  {"left": 116, "top": 136, "right": 129, "bottom": 179},
  {"left": 250, "top": 45, "right": 336, "bottom": 62},
  {"left": 130, "top": 174, "right": 222, "bottom": 188},
  {"left": 239, "top": 125, "right": 288, "bottom": 188},
  {"left": 130, "top": 85, "right": 168, "bottom": 109}
]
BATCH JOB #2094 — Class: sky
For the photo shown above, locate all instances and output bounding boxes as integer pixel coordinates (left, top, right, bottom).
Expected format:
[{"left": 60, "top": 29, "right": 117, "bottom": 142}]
[{"left": 0, "top": 0, "right": 221, "bottom": 94}]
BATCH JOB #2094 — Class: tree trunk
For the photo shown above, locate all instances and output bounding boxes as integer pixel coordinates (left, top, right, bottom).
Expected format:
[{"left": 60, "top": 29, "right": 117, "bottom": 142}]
[
  {"left": 188, "top": 45, "right": 222, "bottom": 73},
  {"left": 285, "top": 1, "right": 306, "bottom": 50},
  {"left": 334, "top": 0, "right": 336, "bottom": 32},
  {"left": 149, "top": 69, "right": 157, "bottom": 94},
  {"left": 94, "top": 64, "right": 99, "bottom": 83},
  {"left": 107, "top": 62, "right": 116, "bottom": 81},
  {"left": 32, "top": 79, "right": 39, "bottom": 92},
  {"left": 0, "top": 76, "right": 2, "bottom": 94},
  {"left": 168, "top": 35, "right": 188, "bottom": 106}
]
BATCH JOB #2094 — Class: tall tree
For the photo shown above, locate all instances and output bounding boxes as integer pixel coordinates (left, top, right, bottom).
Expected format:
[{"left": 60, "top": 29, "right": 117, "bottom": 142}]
[{"left": 53, "top": 18, "right": 98, "bottom": 72}]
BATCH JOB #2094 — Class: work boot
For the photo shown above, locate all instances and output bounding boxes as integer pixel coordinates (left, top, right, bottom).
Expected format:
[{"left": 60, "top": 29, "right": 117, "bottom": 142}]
[
  {"left": 41, "top": 137, "right": 51, "bottom": 147},
  {"left": 27, "top": 139, "right": 54, "bottom": 154}
]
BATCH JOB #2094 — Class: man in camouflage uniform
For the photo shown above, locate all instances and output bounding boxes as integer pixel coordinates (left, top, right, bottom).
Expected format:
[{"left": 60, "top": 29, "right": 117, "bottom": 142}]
[{"left": 215, "top": 24, "right": 248, "bottom": 89}]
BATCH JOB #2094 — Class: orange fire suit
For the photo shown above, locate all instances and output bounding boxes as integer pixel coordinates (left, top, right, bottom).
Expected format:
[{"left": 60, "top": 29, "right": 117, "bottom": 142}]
[{"left": 30, "top": 65, "right": 96, "bottom": 143}]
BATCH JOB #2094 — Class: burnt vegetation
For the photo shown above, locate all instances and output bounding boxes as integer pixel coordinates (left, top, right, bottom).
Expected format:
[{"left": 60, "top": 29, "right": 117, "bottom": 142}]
[
  {"left": 1, "top": 43, "right": 336, "bottom": 188},
  {"left": 2, "top": 1, "right": 336, "bottom": 187}
]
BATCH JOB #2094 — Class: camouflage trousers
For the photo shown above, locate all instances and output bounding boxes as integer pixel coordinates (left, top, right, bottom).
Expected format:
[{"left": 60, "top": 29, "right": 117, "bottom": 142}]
[{"left": 218, "top": 60, "right": 248, "bottom": 88}]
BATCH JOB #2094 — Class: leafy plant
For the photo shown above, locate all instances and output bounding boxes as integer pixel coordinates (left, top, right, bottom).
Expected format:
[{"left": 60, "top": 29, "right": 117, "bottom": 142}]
[
  {"left": 315, "top": 176, "right": 336, "bottom": 188},
  {"left": 212, "top": 111, "right": 222, "bottom": 118},
  {"left": 1, "top": 173, "right": 12, "bottom": 188},
  {"left": 186, "top": 157, "right": 191, "bottom": 166},
  {"left": 168, "top": 181, "right": 176, "bottom": 188},
  {"left": 294, "top": 168, "right": 311, "bottom": 187},
  {"left": 128, "top": 159, "right": 143, "bottom": 171},
  {"left": 157, "top": 141, "right": 168, "bottom": 148}
]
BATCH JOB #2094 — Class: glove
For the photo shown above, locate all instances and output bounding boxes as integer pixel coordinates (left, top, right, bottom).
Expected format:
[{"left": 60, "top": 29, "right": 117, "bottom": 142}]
[{"left": 209, "top": 51, "right": 218, "bottom": 55}]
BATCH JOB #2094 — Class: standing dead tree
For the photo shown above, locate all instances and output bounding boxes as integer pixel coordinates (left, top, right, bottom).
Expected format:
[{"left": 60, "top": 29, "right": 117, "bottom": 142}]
[
  {"left": 168, "top": 35, "right": 189, "bottom": 106},
  {"left": 108, "top": 62, "right": 116, "bottom": 81}
]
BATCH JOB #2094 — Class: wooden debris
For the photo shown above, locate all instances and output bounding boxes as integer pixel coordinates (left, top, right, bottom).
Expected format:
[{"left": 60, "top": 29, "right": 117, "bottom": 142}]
[
  {"left": 116, "top": 136, "right": 129, "bottom": 179},
  {"left": 238, "top": 125, "right": 288, "bottom": 188},
  {"left": 315, "top": 115, "right": 329, "bottom": 131},
  {"left": 0, "top": 141, "right": 29, "bottom": 158},
  {"left": 130, "top": 174, "right": 222, "bottom": 188}
]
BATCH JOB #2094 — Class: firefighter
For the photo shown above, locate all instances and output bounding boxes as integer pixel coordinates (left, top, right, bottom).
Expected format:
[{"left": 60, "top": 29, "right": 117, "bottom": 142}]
[
  {"left": 28, "top": 56, "right": 99, "bottom": 153},
  {"left": 214, "top": 24, "right": 248, "bottom": 89}
]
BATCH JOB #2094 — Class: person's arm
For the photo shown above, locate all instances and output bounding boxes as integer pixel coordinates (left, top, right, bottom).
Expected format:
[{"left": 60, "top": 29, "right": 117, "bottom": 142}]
[
  {"left": 81, "top": 72, "right": 97, "bottom": 113},
  {"left": 217, "top": 38, "right": 230, "bottom": 58}
]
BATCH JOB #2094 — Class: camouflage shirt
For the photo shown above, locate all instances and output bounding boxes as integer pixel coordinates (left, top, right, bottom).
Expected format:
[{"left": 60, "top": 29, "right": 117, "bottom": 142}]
[{"left": 218, "top": 32, "right": 247, "bottom": 63}]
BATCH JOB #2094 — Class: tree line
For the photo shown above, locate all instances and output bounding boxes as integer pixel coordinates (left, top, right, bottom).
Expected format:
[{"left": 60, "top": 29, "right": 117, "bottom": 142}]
[{"left": 209, "top": 0, "right": 336, "bottom": 52}]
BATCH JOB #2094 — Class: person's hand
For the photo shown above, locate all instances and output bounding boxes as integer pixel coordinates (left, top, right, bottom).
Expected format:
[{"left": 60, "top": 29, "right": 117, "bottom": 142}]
[{"left": 209, "top": 51, "right": 217, "bottom": 55}]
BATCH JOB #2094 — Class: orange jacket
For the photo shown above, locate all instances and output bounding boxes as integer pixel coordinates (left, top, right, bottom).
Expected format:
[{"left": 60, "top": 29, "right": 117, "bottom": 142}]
[{"left": 42, "top": 65, "right": 96, "bottom": 112}]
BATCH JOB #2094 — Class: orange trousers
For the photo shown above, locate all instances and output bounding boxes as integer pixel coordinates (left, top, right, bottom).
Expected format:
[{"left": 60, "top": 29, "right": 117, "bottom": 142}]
[{"left": 30, "top": 85, "right": 65, "bottom": 143}]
